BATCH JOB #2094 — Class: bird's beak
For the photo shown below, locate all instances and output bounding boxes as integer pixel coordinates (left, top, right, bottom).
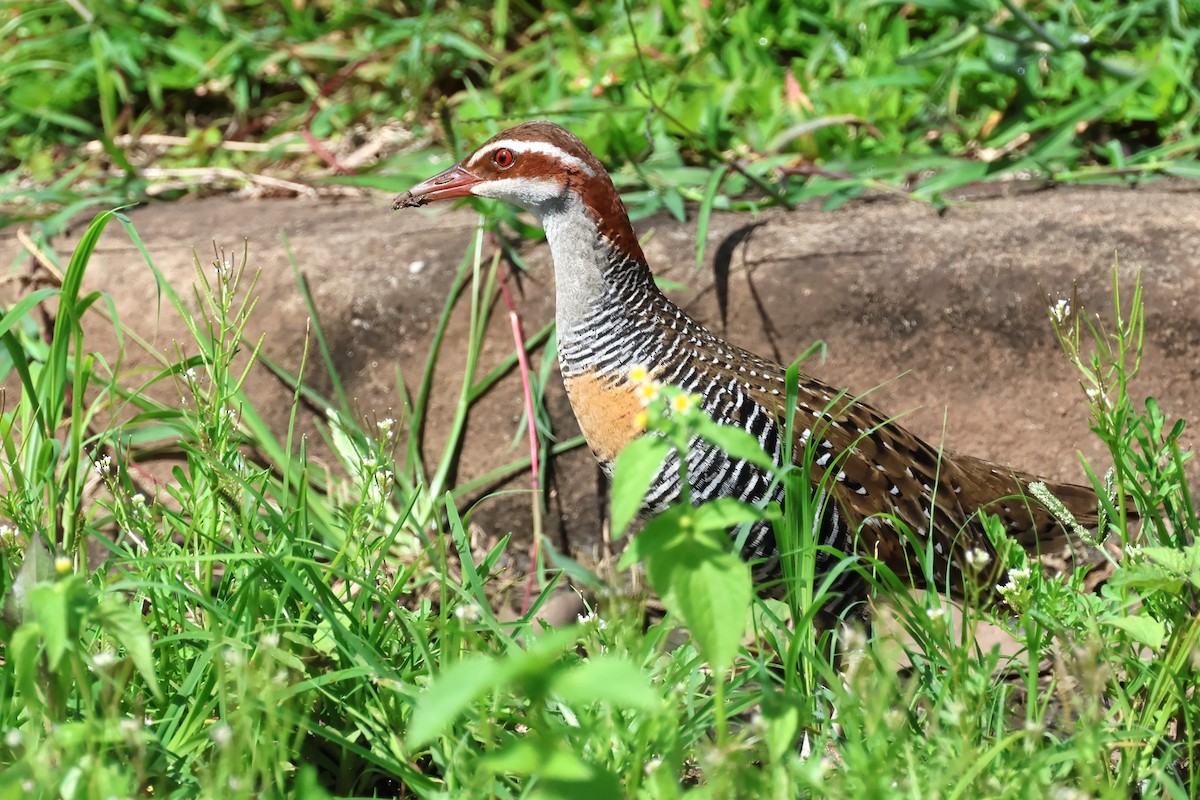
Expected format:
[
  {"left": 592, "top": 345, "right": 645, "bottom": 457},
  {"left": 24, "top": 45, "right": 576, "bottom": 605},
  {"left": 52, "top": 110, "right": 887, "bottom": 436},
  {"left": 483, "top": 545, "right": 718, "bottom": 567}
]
[{"left": 393, "top": 163, "right": 483, "bottom": 209}]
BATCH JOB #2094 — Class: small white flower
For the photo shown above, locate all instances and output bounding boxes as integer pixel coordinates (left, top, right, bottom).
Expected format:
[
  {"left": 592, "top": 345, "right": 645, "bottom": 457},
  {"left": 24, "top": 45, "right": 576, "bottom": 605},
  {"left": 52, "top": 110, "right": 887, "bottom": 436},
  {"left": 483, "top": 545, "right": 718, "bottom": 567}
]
[
  {"left": 577, "top": 610, "right": 608, "bottom": 630},
  {"left": 964, "top": 548, "right": 992, "bottom": 570},
  {"left": 0, "top": 525, "right": 15, "bottom": 543},
  {"left": 840, "top": 624, "right": 867, "bottom": 653},
  {"left": 1050, "top": 298, "right": 1071, "bottom": 324},
  {"left": 222, "top": 648, "right": 245, "bottom": 668},
  {"left": 92, "top": 651, "right": 117, "bottom": 668},
  {"left": 925, "top": 606, "right": 946, "bottom": 620},
  {"left": 260, "top": 632, "right": 280, "bottom": 649},
  {"left": 454, "top": 604, "right": 481, "bottom": 623},
  {"left": 209, "top": 723, "right": 232, "bottom": 746},
  {"left": 1085, "top": 386, "right": 1110, "bottom": 409},
  {"left": 93, "top": 454, "right": 113, "bottom": 476},
  {"left": 4, "top": 728, "right": 22, "bottom": 748},
  {"left": 131, "top": 493, "right": 146, "bottom": 507},
  {"left": 378, "top": 418, "right": 396, "bottom": 439},
  {"left": 997, "top": 564, "right": 1035, "bottom": 611},
  {"left": 183, "top": 367, "right": 198, "bottom": 385}
]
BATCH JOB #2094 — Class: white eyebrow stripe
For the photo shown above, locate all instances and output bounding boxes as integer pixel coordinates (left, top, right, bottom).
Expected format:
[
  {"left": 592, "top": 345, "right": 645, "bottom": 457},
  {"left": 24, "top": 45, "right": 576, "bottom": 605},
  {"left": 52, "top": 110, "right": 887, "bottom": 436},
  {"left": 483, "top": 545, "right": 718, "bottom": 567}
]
[{"left": 471, "top": 139, "right": 595, "bottom": 176}]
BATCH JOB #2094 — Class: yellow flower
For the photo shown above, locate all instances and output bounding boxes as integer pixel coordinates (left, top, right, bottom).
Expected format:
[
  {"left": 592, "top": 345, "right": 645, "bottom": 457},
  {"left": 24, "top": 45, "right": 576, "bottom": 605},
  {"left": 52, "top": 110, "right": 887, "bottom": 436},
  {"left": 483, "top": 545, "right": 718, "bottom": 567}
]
[
  {"left": 629, "top": 364, "right": 650, "bottom": 383},
  {"left": 634, "top": 410, "right": 649, "bottom": 431},
  {"left": 670, "top": 393, "right": 694, "bottom": 414},
  {"left": 636, "top": 381, "right": 660, "bottom": 405}
]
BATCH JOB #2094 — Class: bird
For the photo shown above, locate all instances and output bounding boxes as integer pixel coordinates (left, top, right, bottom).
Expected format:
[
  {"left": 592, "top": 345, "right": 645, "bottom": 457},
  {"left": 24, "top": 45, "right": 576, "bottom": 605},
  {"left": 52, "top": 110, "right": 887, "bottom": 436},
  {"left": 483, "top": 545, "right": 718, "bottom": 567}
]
[{"left": 394, "top": 120, "right": 1106, "bottom": 616}]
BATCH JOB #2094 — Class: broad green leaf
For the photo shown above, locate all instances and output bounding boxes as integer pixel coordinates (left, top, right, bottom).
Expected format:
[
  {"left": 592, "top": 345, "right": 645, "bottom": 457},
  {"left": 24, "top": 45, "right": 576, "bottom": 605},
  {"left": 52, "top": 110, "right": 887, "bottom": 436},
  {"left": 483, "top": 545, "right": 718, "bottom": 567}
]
[
  {"left": 1108, "top": 564, "right": 1184, "bottom": 595},
  {"left": 618, "top": 505, "right": 687, "bottom": 570},
  {"left": 535, "top": 773, "right": 623, "bottom": 800},
  {"left": 482, "top": 738, "right": 544, "bottom": 775},
  {"left": 29, "top": 582, "right": 70, "bottom": 670},
  {"left": 760, "top": 688, "right": 805, "bottom": 763},
  {"left": 1142, "top": 545, "right": 1200, "bottom": 587},
  {"left": 610, "top": 435, "right": 671, "bottom": 537},
  {"left": 97, "top": 596, "right": 163, "bottom": 700},
  {"left": 484, "top": 739, "right": 591, "bottom": 780},
  {"left": 649, "top": 535, "right": 751, "bottom": 673},
  {"left": 9, "top": 622, "right": 43, "bottom": 706},
  {"left": 1104, "top": 615, "right": 1165, "bottom": 650},
  {"left": 2, "top": 536, "right": 54, "bottom": 627},
  {"left": 552, "top": 656, "right": 659, "bottom": 710},
  {"left": 484, "top": 740, "right": 622, "bottom": 800},
  {"left": 406, "top": 627, "right": 579, "bottom": 749},
  {"left": 405, "top": 654, "right": 502, "bottom": 749},
  {"left": 693, "top": 416, "right": 777, "bottom": 471},
  {"left": 692, "top": 498, "right": 768, "bottom": 533}
]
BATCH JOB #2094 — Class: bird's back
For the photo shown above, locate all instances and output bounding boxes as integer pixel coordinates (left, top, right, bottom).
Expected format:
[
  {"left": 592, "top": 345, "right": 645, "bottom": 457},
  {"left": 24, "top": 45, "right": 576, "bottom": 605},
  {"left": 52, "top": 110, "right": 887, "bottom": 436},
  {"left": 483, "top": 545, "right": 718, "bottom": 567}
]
[{"left": 561, "top": 280, "right": 1100, "bottom": 605}]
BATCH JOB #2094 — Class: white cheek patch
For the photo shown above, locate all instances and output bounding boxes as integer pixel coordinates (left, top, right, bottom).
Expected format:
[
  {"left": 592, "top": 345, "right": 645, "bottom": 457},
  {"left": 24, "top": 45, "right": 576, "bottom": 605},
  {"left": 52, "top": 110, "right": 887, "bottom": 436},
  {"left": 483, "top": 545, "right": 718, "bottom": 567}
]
[
  {"left": 471, "top": 176, "right": 565, "bottom": 208},
  {"left": 469, "top": 140, "right": 596, "bottom": 177}
]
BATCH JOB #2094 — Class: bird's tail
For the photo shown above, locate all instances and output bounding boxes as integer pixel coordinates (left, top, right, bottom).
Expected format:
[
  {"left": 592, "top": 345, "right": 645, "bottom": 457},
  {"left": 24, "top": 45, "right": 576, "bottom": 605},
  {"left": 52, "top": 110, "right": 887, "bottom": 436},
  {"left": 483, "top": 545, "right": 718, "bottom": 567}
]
[{"left": 953, "top": 452, "right": 1134, "bottom": 557}]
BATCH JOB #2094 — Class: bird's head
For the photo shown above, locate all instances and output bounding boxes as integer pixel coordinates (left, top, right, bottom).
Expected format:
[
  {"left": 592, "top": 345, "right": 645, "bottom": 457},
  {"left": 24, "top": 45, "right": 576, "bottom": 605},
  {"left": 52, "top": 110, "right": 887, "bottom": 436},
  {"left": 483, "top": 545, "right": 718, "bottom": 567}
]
[
  {"left": 395, "top": 121, "right": 647, "bottom": 271},
  {"left": 394, "top": 121, "right": 615, "bottom": 216}
]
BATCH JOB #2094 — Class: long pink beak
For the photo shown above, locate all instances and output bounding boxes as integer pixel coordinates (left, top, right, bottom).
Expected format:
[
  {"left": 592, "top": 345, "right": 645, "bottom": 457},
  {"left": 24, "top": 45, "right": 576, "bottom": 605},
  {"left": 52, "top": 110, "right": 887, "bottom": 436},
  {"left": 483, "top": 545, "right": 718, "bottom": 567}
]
[{"left": 393, "top": 163, "right": 483, "bottom": 209}]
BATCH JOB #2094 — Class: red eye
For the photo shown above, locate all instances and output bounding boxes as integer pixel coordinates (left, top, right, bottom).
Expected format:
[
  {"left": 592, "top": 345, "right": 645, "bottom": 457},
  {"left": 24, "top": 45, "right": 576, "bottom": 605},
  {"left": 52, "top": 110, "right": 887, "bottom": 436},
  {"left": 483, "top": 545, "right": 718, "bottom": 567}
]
[{"left": 492, "top": 148, "right": 515, "bottom": 169}]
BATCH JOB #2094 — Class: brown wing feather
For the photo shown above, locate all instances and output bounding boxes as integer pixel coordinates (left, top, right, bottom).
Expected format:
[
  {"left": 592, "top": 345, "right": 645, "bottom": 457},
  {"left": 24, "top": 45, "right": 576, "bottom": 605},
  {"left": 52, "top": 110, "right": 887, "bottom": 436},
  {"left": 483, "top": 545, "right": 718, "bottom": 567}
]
[
  {"left": 739, "top": 353, "right": 1102, "bottom": 598},
  {"left": 642, "top": 296, "right": 1103, "bottom": 602}
]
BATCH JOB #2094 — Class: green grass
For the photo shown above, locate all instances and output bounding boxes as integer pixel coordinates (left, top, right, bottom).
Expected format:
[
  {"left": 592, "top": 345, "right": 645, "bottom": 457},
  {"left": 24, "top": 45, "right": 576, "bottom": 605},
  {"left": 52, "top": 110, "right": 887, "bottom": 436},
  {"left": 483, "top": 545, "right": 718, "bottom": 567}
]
[
  {"left": 2, "top": 0, "right": 1198, "bottom": 237},
  {"left": 0, "top": 212, "right": 1196, "bottom": 797},
  {"left": 2, "top": 2, "right": 1199, "bottom": 795}
]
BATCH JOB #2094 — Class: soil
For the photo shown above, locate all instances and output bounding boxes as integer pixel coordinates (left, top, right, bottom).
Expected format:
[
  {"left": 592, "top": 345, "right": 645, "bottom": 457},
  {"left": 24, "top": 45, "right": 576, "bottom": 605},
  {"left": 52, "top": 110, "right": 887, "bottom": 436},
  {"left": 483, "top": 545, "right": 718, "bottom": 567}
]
[{"left": 3, "top": 181, "right": 1198, "bottom": 595}]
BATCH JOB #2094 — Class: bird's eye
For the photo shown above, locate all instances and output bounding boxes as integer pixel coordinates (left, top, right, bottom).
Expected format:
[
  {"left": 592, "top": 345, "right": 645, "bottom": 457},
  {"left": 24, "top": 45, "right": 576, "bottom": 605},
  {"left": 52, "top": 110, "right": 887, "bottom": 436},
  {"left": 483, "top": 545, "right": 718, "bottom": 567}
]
[{"left": 492, "top": 148, "right": 516, "bottom": 169}]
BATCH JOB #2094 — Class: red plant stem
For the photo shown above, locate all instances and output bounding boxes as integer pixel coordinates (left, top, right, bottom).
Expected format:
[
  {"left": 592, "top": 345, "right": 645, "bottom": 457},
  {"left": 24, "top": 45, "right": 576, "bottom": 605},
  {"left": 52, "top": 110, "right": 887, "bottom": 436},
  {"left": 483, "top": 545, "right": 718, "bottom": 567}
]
[{"left": 493, "top": 247, "right": 543, "bottom": 615}]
